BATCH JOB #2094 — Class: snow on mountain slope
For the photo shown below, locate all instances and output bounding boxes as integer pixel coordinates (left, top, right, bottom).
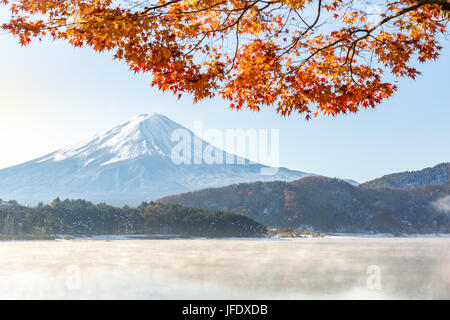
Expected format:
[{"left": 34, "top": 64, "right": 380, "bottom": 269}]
[
  {"left": 36, "top": 114, "right": 187, "bottom": 165},
  {"left": 0, "top": 114, "right": 310, "bottom": 206}
]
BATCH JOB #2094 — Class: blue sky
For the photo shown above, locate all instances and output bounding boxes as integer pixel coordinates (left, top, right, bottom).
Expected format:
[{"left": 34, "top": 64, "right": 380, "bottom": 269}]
[{"left": 0, "top": 8, "right": 449, "bottom": 182}]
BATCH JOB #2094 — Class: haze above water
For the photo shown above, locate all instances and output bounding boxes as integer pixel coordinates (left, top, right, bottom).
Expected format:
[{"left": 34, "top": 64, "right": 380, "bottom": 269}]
[{"left": 0, "top": 237, "right": 448, "bottom": 299}]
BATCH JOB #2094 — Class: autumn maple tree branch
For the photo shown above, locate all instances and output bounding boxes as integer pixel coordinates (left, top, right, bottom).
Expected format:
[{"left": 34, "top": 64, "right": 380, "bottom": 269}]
[{"left": 1, "top": 0, "right": 448, "bottom": 118}]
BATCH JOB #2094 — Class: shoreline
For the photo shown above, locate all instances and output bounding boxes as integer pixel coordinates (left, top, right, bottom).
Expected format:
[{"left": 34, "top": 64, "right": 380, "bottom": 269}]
[{"left": 1, "top": 233, "right": 450, "bottom": 241}]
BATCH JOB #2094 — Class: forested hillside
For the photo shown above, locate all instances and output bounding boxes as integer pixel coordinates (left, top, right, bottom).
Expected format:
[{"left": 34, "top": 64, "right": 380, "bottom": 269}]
[
  {"left": 0, "top": 198, "right": 266, "bottom": 238},
  {"left": 159, "top": 176, "right": 450, "bottom": 234}
]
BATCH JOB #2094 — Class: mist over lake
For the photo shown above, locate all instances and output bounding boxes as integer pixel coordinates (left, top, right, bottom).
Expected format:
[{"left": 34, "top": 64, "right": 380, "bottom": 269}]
[{"left": 0, "top": 237, "right": 448, "bottom": 299}]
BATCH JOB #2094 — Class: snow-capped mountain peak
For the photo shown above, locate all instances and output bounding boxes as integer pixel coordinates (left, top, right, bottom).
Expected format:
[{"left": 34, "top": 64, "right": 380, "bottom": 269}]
[
  {"left": 38, "top": 113, "right": 182, "bottom": 166},
  {"left": 0, "top": 114, "right": 310, "bottom": 206}
]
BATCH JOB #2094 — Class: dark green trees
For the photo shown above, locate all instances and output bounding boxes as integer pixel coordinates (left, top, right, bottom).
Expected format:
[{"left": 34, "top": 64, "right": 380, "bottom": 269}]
[{"left": 0, "top": 199, "right": 267, "bottom": 238}]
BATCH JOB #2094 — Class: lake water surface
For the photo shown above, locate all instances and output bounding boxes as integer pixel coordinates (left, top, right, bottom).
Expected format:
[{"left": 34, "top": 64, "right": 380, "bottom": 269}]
[{"left": 0, "top": 237, "right": 449, "bottom": 299}]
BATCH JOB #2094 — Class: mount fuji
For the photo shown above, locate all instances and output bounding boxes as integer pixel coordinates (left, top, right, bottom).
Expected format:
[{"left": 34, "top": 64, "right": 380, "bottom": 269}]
[{"left": 0, "top": 114, "right": 310, "bottom": 206}]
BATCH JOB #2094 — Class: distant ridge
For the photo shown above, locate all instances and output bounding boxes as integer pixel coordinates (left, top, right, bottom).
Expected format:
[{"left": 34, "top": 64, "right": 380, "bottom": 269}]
[{"left": 360, "top": 163, "right": 450, "bottom": 189}]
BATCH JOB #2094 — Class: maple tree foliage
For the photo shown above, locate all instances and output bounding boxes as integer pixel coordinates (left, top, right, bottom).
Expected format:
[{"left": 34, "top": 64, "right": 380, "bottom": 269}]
[{"left": 1, "top": 0, "right": 449, "bottom": 118}]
